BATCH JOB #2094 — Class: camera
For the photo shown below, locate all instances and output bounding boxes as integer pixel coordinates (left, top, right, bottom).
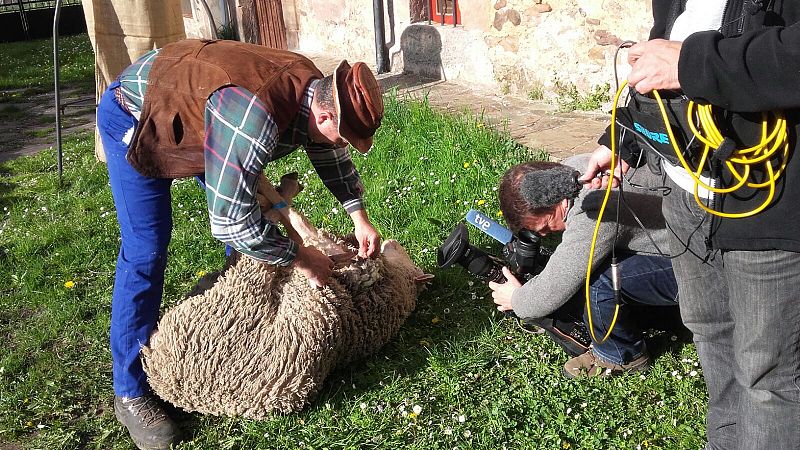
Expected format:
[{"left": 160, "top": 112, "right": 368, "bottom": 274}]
[
  {"left": 437, "top": 216, "right": 591, "bottom": 357},
  {"left": 437, "top": 223, "right": 548, "bottom": 284}
]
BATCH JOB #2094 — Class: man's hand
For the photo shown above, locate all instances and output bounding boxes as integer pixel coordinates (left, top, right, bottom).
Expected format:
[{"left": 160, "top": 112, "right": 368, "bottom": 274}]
[
  {"left": 627, "top": 39, "right": 682, "bottom": 94},
  {"left": 488, "top": 267, "right": 522, "bottom": 312},
  {"left": 293, "top": 245, "right": 334, "bottom": 288},
  {"left": 579, "top": 145, "right": 630, "bottom": 189},
  {"left": 350, "top": 209, "right": 381, "bottom": 259}
]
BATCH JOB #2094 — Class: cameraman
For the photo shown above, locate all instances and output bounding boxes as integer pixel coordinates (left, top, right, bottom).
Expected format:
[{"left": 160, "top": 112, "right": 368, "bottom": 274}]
[{"left": 488, "top": 154, "right": 679, "bottom": 377}]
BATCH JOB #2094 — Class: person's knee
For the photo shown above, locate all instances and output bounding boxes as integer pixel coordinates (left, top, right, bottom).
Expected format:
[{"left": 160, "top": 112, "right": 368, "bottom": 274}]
[
  {"left": 678, "top": 298, "right": 732, "bottom": 338},
  {"left": 119, "top": 243, "right": 170, "bottom": 272},
  {"left": 120, "top": 222, "right": 172, "bottom": 255},
  {"left": 735, "top": 348, "right": 798, "bottom": 392},
  {"left": 589, "top": 273, "right": 614, "bottom": 298}
]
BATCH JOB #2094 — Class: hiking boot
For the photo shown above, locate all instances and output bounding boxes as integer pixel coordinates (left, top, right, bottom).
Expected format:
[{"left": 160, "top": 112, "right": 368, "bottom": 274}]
[
  {"left": 114, "top": 394, "right": 180, "bottom": 450},
  {"left": 521, "top": 317, "right": 591, "bottom": 357},
  {"left": 563, "top": 350, "right": 650, "bottom": 378}
]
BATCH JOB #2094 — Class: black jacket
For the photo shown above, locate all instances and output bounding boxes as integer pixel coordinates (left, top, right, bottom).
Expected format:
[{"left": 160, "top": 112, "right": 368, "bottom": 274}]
[{"left": 625, "top": 0, "right": 800, "bottom": 252}]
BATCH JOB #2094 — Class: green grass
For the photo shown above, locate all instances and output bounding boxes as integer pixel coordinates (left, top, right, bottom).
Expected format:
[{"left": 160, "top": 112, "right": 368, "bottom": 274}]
[
  {"left": 0, "top": 34, "right": 94, "bottom": 101},
  {"left": 555, "top": 82, "right": 610, "bottom": 112},
  {"left": 527, "top": 84, "right": 544, "bottom": 101},
  {"left": 24, "top": 127, "right": 55, "bottom": 138},
  {"left": 0, "top": 95, "right": 706, "bottom": 449}
]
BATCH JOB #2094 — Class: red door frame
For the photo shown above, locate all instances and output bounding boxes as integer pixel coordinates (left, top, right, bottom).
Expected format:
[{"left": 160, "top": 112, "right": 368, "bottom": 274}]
[{"left": 429, "top": 0, "right": 460, "bottom": 25}]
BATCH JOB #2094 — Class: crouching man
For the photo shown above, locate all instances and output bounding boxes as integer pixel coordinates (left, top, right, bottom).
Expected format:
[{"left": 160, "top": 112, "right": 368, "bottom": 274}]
[
  {"left": 96, "top": 39, "right": 384, "bottom": 449},
  {"left": 488, "top": 152, "right": 680, "bottom": 378}
]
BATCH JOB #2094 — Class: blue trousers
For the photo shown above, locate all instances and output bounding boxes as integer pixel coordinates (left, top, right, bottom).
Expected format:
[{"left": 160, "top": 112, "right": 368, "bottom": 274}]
[
  {"left": 98, "top": 82, "right": 173, "bottom": 397},
  {"left": 587, "top": 252, "right": 679, "bottom": 365},
  {"left": 662, "top": 179, "right": 800, "bottom": 450}
]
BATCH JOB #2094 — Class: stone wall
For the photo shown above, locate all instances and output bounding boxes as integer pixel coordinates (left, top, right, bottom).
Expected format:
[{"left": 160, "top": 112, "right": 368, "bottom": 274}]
[
  {"left": 282, "top": 0, "right": 412, "bottom": 66},
  {"left": 286, "top": 0, "right": 652, "bottom": 101},
  {"left": 481, "top": 0, "right": 652, "bottom": 100}
]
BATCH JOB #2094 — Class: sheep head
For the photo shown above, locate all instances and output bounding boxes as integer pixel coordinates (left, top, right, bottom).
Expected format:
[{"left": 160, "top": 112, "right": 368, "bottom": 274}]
[{"left": 381, "top": 239, "right": 434, "bottom": 294}]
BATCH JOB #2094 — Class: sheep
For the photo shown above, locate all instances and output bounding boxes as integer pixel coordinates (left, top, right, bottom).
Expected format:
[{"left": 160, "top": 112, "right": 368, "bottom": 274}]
[{"left": 140, "top": 174, "right": 431, "bottom": 418}]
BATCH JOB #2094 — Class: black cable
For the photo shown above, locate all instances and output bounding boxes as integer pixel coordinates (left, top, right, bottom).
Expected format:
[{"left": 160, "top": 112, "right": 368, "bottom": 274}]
[
  {"left": 612, "top": 113, "right": 707, "bottom": 261},
  {"left": 613, "top": 41, "right": 637, "bottom": 93},
  {"left": 617, "top": 190, "right": 667, "bottom": 257},
  {"left": 611, "top": 146, "right": 623, "bottom": 307}
]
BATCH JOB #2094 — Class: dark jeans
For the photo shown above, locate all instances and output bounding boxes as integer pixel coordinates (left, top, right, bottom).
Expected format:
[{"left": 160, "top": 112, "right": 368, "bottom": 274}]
[
  {"left": 587, "top": 252, "right": 679, "bottom": 365},
  {"left": 662, "top": 179, "right": 800, "bottom": 450}
]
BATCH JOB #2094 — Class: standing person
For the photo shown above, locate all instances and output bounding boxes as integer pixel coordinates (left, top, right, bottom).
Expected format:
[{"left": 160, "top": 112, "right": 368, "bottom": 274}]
[
  {"left": 96, "top": 39, "right": 384, "bottom": 449},
  {"left": 488, "top": 154, "right": 679, "bottom": 378},
  {"left": 582, "top": 2, "right": 800, "bottom": 448}
]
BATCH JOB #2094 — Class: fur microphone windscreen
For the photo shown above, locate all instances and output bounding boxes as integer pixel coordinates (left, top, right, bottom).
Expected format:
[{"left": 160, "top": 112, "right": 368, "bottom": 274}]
[{"left": 520, "top": 166, "right": 582, "bottom": 209}]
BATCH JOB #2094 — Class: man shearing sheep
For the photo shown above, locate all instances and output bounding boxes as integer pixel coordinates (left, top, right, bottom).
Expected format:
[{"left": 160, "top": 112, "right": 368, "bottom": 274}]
[{"left": 96, "top": 39, "right": 384, "bottom": 449}]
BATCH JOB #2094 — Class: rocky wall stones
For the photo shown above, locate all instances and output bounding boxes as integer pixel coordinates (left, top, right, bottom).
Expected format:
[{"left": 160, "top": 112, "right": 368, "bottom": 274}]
[
  {"left": 287, "top": 0, "right": 651, "bottom": 103},
  {"left": 480, "top": 0, "right": 651, "bottom": 102}
]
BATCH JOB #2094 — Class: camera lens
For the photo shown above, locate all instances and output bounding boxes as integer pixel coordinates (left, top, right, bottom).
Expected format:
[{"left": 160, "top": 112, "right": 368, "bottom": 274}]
[
  {"left": 463, "top": 248, "right": 506, "bottom": 283},
  {"left": 437, "top": 223, "right": 507, "bottom": 283},
  {"left": 437, "top": 224, "right": 470, "bottom": 268}
]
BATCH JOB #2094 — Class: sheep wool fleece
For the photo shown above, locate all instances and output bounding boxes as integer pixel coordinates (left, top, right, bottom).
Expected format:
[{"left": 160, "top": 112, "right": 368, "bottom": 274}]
[{"left": 140, "top": 233, "right": 424, "bottom": 418}]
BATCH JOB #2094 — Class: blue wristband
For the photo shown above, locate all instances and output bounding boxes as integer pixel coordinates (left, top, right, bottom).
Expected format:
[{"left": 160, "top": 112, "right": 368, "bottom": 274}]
[{"left": 272, "top": 201, "right": 288, "bottom": 209}]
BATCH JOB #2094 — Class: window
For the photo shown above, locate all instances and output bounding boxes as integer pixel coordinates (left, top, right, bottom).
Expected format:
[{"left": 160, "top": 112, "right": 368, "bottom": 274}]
[{"left": 428, "top": 0, "right": 460, "bottom": 25}]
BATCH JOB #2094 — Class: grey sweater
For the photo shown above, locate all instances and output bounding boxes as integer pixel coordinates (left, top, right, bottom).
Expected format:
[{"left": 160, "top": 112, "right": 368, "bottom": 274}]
[{"left": 510, "top": 154, "right": 670, "bottom": 319}]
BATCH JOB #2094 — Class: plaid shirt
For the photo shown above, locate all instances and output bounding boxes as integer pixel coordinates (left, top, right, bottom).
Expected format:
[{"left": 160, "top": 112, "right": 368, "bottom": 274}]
[
  {"left": 116, "top": 49, "right": 159, "bottom": 119},
  {"left": 117, "top": 51, "right": 365, "bottom": 265}
]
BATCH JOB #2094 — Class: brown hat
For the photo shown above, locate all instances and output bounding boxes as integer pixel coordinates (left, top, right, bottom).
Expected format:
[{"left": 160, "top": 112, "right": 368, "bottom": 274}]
[{"left": 333, "top": 60, "right": 384, "bottom": 153}]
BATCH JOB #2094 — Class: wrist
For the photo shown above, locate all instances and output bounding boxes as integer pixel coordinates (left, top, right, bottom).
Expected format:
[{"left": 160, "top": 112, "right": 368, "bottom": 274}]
[
  {"left": 349, "top": 208, "right": 370, "bottom": 226},
  {"left": 292, "top": 245, "right": 310, "bottom": 268}
]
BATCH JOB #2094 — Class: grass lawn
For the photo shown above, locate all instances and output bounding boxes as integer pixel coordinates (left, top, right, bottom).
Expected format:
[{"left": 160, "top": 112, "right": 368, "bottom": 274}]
[
  {"left": 0, "top": 37, "right": 707, "bottom": 450},
  {"left": 0, "top": 34, "right": 94, "bottom": 102}
]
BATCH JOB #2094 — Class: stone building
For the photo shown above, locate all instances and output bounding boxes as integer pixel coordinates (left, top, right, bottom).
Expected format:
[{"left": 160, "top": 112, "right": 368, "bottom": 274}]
[{"left": 182, "top": 0, "right": 653, "bottom": 101}]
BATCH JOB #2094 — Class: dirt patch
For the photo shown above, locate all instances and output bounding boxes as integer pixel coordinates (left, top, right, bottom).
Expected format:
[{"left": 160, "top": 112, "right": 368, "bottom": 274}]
[
  {"left": 0, "top": 443, "right": 23, "bottom": 450},
  {"left": 0, "top": 84, "right": 95, "bottom": 163}
]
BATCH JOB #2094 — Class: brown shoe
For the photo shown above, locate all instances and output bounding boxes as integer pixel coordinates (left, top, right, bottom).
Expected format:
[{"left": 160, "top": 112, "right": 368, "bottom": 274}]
[
  {"left": 114, "top": 394, "right": 180, "bottom": 450},
  {"left": 563, "top": 350, "right": 650, "bottom": 378}
]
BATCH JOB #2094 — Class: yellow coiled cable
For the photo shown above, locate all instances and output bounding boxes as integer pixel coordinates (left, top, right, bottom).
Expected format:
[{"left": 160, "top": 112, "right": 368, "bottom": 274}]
[{"left": 653, "top": 90, "right": 788, "bottom": 218}]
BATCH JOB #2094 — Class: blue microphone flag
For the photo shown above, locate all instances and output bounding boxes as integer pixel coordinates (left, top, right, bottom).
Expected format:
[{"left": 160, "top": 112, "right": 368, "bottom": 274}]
[{"left": 465, "top": 209, "right": 513, "bottom": 244}]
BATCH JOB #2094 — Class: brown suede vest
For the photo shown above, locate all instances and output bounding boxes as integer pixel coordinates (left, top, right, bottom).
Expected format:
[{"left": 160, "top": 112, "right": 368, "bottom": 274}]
[{"left": 127, "top": 39, "right": 323, "bottom": 178}]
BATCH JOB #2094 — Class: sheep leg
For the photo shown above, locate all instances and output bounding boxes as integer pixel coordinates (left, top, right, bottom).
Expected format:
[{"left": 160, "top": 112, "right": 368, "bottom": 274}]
[
  {"left": 256, "top": 175, "right": 353, "bottom": 262},
  {"left": 273, "top": 174, "right": 307, "bottom": 245},
  {"left": 258, "top": 173, "right": 302, "bottom": 222},
  {"left": 275, "top": 173, "right": 303, "bottom": 205},
  {"left": 257, "top": 174, "right": 318, "bottom": 240},
  {"left": 256, "top": 173, "right": 306, "bottom": 244},
  {"left": 278, "top": 208, "right": 351, "bottom": 265}
]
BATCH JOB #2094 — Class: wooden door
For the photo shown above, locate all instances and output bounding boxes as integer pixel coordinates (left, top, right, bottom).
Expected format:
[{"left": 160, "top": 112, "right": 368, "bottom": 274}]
[{"left": 255, "top": 0, "right": 287, "bottom": 49}]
